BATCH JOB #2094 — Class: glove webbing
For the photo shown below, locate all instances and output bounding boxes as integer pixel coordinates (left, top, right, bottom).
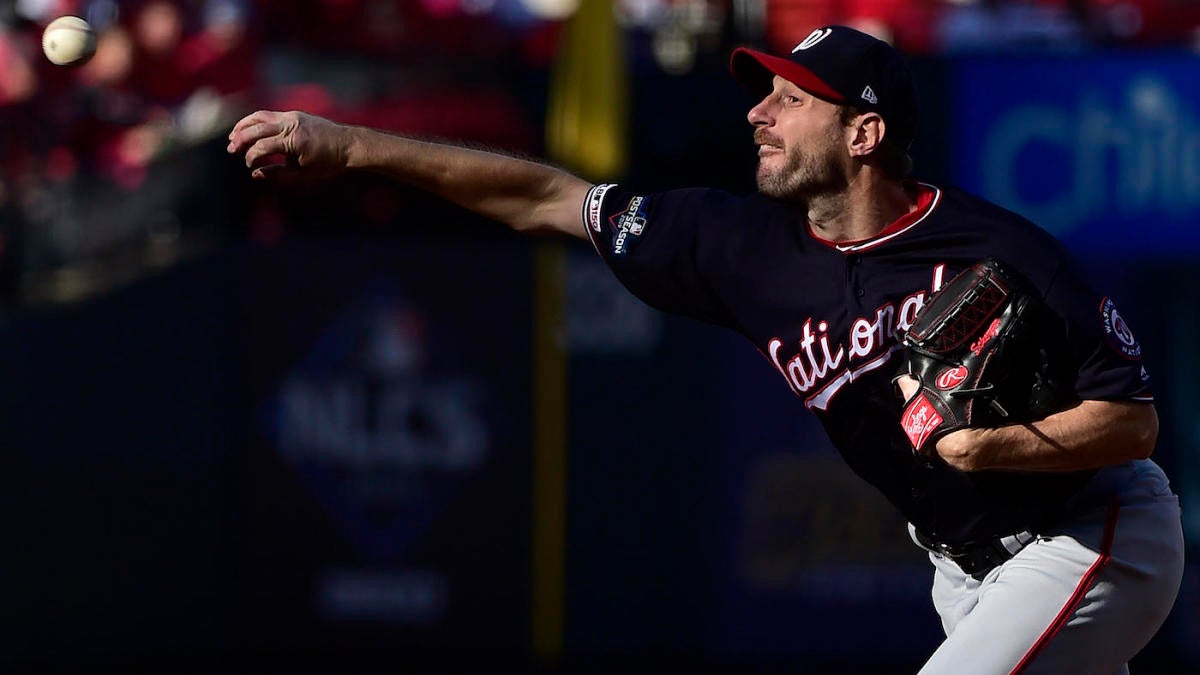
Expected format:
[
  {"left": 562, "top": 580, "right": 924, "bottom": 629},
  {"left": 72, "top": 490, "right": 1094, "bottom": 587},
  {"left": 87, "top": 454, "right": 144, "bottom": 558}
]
[{"left": 907, "top": 269, "right": 1010, "bottom": 355}]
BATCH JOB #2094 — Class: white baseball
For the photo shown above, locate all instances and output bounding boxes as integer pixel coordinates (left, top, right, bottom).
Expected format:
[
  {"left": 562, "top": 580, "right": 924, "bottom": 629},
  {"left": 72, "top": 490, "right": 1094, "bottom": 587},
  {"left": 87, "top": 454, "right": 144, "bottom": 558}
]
[{"left": 42, "top": 16, "right": 98, "bottom": 67}]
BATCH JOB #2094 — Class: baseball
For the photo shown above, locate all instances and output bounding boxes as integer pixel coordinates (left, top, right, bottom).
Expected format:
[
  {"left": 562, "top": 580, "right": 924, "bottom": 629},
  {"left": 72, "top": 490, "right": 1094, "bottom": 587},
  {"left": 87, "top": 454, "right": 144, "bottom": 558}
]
[{"left": 42, "top": 16, "right": 97, "bottom": 67}]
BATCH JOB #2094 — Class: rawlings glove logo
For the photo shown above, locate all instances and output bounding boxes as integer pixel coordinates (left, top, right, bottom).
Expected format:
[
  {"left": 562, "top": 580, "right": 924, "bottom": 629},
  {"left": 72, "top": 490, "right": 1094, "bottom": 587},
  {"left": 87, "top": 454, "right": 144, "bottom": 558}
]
[{"left": 936, "top": 366, "right": 968, "bottom": 390}]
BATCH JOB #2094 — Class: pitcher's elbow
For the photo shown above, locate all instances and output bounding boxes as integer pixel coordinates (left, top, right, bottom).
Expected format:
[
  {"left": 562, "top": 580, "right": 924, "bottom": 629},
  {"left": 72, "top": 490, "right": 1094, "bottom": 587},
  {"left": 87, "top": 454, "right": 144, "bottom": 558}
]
[{"left": 1131, "top": 403, "right": 1159, "bottom": 459}]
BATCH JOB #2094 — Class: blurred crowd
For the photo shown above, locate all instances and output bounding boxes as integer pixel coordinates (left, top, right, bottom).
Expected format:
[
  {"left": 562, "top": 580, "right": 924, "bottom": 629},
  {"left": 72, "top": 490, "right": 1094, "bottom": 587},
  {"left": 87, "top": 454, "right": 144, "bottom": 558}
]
[
  {"left": 1, "top": 0, "right": 1199, "bottom": 302},
  {"left": 0, "top": 0, "right": 551, "bottom": 300}
]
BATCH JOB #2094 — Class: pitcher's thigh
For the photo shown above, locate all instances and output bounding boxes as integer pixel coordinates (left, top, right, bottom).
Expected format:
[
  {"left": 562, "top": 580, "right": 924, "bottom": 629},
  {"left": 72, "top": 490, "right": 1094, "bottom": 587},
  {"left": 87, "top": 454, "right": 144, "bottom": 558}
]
[{"left": 920, "top": 504, "right": 1182, "bottom": 674}]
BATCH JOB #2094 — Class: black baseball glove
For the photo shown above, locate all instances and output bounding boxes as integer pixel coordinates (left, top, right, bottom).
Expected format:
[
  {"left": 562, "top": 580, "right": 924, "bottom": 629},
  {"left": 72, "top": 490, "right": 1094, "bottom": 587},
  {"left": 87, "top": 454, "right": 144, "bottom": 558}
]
[{"left": 896, "top": 258, "right": 1074, "bottom": 456}]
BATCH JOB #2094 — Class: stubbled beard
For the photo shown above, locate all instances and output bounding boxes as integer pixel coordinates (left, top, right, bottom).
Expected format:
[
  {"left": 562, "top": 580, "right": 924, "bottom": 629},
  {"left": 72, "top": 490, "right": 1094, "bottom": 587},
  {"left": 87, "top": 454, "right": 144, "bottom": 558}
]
[{"left": 755, "top": 132, "right": 845, "bottom": 201}]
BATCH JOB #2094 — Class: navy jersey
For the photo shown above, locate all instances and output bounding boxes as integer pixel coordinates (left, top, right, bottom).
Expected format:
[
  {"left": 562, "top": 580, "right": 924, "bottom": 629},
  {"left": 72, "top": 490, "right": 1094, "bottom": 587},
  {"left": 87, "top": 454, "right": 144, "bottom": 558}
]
[{"left": 582, "top": 182, "right": 1153, "bottom": 545}]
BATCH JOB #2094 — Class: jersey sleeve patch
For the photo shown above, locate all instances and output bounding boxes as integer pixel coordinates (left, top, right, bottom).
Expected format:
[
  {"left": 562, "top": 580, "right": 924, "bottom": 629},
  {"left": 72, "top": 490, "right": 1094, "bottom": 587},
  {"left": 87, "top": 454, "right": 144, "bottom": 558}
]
[
  {"left": 609, "top": 194, "right": 649, "bottom": 256},
  {"left": 584, "top": 183, "right": 616, "bottom": 234},
  {"left": 1100, "top": 297, "right": 1142, "bottom": 360}
]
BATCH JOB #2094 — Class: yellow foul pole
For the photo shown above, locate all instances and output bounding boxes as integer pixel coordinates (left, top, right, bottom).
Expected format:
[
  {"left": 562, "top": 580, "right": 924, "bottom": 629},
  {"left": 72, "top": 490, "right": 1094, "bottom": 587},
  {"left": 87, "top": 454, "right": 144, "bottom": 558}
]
[{"left": 534, "top": 0, "right": 629, "bottom": 662}]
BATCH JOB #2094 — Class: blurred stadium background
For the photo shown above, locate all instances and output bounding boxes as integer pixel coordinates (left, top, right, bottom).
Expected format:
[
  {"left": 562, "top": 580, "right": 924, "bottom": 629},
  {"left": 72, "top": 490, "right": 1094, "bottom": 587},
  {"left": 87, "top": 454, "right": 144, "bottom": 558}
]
[{"left": 2, "top": 0, "right": 1199, "bottom": 673}]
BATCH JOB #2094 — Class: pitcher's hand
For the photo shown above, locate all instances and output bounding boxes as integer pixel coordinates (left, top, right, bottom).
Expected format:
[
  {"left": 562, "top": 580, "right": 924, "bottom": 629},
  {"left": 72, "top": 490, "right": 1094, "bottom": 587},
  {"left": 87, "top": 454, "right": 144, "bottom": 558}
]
[
  {"left": 896, "top": 374, "right": 981, "bottom": 469},
  {"left": 227, "top": 110, "right": 352, "bottom": 181}
]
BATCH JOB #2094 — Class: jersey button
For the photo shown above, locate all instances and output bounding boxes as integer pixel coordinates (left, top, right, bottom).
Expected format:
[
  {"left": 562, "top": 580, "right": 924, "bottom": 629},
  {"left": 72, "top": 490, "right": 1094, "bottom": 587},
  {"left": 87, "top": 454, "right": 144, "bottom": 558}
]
[{"left": 855, "top": 287, "right": 865, "bottom": 297}]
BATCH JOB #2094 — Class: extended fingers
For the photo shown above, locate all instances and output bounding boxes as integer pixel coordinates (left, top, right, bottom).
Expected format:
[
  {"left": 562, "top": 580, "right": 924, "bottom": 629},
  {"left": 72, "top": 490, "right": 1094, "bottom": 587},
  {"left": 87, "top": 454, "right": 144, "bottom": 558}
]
[
  {"left": 229, "top": 122, "right": 281, "bottom": 155},
  {"left": 227, "top": 111, "right": 287, "bottom": 154},
  {"left": 230, "top": 109, "right": 280, "bottom": 136},
  {"left": 243, "top": 135, "right": 290, "bottom": 170},
  {"left": 227, "top": 110, "right": 333, "bottom": 181}
]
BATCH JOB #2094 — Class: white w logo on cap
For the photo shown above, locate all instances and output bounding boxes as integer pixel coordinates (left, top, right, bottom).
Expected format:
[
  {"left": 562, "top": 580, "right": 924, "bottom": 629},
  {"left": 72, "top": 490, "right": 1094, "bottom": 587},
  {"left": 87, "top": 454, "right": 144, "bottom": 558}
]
[{"left": 792, "top": 28, "right": 832, "bottom": 52}]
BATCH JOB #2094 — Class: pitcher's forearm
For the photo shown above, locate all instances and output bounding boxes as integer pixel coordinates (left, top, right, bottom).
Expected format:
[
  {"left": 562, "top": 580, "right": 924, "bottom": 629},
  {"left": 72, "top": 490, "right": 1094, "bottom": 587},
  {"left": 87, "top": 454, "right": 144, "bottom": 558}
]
[
  {"left": 344, "top": 127, "right": 592, "bottom": 238},
  {"left": 935, "top": 400, "right": 1158, "bottom": 472}
]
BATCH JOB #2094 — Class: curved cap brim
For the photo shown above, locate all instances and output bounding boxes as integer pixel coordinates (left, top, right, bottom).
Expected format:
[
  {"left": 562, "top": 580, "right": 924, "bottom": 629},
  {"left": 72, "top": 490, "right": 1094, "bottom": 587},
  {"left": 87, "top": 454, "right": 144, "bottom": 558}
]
[{"left": 730, "top": 47, "right": 845, "bottom": 103}]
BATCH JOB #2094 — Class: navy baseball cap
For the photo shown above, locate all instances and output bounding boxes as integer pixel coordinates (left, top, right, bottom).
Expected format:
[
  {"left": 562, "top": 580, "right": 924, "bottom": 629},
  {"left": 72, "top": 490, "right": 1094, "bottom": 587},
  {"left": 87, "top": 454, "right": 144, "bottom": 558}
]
[{"left": 730, "top": 26, "right": 918, "bottom": 150}]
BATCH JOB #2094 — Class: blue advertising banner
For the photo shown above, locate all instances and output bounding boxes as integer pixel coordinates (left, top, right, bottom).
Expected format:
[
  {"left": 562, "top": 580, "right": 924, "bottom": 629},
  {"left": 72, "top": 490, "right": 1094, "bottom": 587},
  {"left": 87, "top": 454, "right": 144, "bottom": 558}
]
[
  {"left": 951, "top": 54, "right": 1200, "bottom": 256},
  {"left": 237, "top": 236, "right": 534, "bottom": 660}
]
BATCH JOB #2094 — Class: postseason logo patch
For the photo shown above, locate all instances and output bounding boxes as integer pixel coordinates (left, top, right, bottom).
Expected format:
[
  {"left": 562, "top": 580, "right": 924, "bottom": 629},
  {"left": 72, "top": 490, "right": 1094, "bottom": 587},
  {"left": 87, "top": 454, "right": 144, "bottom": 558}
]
[
  {"left": 609, "top": 196, "right": 648, "bottom": 256},
  {"left": 1100, "top": 297, "right": 1142, "bottom": 360}
]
